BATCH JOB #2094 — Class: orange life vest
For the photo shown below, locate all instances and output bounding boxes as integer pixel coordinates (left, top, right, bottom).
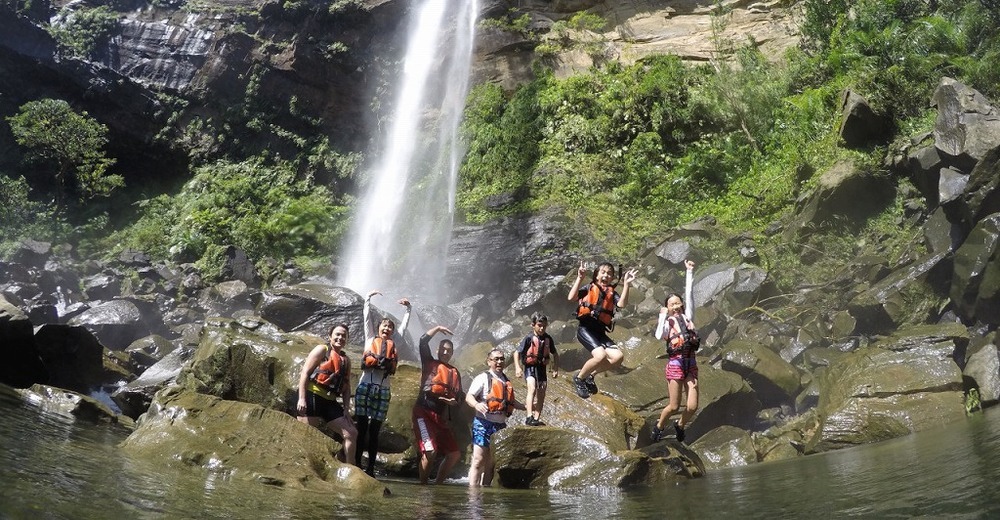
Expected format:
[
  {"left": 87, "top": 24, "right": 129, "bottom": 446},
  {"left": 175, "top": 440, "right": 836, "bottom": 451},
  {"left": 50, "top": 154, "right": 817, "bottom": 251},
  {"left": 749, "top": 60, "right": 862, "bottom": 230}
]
[
  {"left": 524, "top": 335, "right": 551, "bottom": 366},
  {"left": 485, "top": 373, "right": 515, "bottom": 416},
  {"left": 577, "top": 283, "right": 616, "bottom": 327},
  {"left": 309, "top": 346, "right": 348, "bottom": 398},
  {"left": 424, "top": 361, "right": 460, "bottom": 400},
  {"left": 666, "top": 316, "right": 699, "bottom": 357},
  {"left": 363, "top": 337, "right": 397, "bottom": 371}
]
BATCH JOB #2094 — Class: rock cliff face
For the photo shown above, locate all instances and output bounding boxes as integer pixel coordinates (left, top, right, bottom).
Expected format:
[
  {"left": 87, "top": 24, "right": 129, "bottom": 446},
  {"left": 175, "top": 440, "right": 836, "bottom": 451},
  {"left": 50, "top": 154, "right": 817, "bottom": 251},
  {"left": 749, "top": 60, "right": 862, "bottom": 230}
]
[{"left": 1, "top": 0, "right": 800, "bottom": 186}]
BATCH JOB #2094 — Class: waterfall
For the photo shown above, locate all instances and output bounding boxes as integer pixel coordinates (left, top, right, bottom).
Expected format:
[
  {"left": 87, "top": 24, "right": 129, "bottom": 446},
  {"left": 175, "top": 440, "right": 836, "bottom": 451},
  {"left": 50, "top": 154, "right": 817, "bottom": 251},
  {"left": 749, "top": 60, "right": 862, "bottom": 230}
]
[{"left": 339, "top": 0, "right": 478, "bottom": 302}]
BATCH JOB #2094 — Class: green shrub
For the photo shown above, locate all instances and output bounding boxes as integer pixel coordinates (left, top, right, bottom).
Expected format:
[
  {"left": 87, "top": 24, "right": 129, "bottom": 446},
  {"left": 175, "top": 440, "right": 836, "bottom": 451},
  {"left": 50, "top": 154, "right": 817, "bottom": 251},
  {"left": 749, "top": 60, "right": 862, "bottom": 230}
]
[
  {"left": 48, "top": 5, "right": 119, "bottom": 59},
  {"left": 113, "top": 157, "right": 347, "bottom": 276}
]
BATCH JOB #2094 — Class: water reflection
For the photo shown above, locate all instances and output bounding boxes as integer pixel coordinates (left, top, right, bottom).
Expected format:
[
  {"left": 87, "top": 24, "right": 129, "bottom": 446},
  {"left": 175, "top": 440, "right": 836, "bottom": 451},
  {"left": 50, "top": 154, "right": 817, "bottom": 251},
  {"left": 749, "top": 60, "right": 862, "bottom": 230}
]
[{"left": 3, "top": 385, "right": 1000, "bottom": 519}]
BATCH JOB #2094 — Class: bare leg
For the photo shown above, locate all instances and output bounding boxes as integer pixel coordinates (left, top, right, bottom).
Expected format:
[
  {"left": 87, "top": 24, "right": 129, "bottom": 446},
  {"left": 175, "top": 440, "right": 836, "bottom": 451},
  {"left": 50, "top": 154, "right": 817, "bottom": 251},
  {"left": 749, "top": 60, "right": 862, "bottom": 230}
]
[
  {"left": 436, "top": 450, "right": 460, "bottom": 484},
  {"left": 525, "top": 377, "right": 537, "bottom": 419},
  {"left": 656, "top": 379, "right": 683, "bottom": 430},
  {"left": 467, "top": 444, "right": 486, "bottom": 487},
  {"left": 481, "top": 446, "right": 496, "bottom": 487},
  {"left": 535, "top": 383, "right": 547, "bottom": 420},
  {"left": 679, "top": 378, "right": 699, "bottom": 428},
  {"left": 578, "top": 347, "right": 608, "bottom": 379},
  {"left": 329, "top": 416, "right": 358, "bottom": 466},
  {"left": 418, "top": 452, "right": 436, "bottom": 484}
]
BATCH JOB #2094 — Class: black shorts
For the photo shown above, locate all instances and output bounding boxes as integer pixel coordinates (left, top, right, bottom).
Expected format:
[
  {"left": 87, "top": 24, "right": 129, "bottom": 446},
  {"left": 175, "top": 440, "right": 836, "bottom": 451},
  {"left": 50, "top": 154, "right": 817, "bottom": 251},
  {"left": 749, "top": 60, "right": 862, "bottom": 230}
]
[
  {"left": 524, "top": 365, "right": 548, "bottom": 383},
  {"left": 577, "top": 320, "right": 618, "bottom": 352},
  {"left": 304, "top": 392, "right": 346, "bottom": 423}
]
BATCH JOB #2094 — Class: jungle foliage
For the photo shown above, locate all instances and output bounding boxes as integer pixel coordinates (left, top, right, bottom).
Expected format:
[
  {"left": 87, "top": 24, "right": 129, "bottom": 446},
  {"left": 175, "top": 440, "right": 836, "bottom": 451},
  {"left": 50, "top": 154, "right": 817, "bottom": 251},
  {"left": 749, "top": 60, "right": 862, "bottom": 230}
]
[
  {"left": 107, "top": 158, "right": 348, "bottom": 279},
  {"left": 459, "top": 0, "right": 1000, "bottom": 263}
]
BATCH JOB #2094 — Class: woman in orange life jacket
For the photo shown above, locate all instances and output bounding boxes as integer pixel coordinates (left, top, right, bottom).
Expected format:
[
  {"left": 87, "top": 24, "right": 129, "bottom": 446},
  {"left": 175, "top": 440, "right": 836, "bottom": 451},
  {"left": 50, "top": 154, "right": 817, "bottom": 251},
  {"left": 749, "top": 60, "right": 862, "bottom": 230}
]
[
  {"left": 651, "top": 259, "right": 697, "bottom": 443},
  {"left": 465, "top": 348, "right": 526, "bottom": 487},
  {"left": 296, "top": 323, "right": 358, "bottom": 465},
  {"left": 353, "top": 290, "right": 411, "bottom": 476},
  {"left": 567, "top": 260, "right": 639, "bottom": 398},
  {"left": 513, "top": 312, "right": 560, "bottom": 426}
]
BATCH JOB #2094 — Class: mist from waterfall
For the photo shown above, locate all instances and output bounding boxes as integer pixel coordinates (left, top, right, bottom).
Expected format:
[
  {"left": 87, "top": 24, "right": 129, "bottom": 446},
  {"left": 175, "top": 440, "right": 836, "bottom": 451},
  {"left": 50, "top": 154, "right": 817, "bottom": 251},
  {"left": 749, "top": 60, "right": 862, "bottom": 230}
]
[{"left": 339, "top": 0, "right": 478, "bottom": 302}]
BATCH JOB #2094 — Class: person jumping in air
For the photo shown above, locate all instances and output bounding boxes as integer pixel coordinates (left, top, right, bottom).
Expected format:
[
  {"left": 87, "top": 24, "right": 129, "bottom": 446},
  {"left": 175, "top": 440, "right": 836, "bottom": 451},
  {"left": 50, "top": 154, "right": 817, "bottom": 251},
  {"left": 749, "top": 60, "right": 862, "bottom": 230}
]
[
  {"left": 567, "top": 260, "right": 638, "bottom": 398},
  {"left": 651, "top": 259, "right": 698, "bottom": 443},
  {"left": 296, "top": 323, "right": 358, "bottom": 465},
  {"left": 353, "top": 290, "right": 410, "bottom": 476},
  {"left": 513, "top": 312, "right": 559, "bottom": 425}
]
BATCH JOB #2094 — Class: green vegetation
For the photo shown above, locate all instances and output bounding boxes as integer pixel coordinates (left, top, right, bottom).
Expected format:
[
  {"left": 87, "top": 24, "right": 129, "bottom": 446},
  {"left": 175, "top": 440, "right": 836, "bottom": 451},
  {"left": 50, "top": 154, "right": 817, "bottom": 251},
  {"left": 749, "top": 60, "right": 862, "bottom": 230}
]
[
  {"left": 457, "top": 0, "right": 1000, "bottom": 272},
  {"left": 48, "top": 5, "right": 119, "bottom": 59},
  {"left": 6, "top": 99, "right": 122, "bottom": 219},
  {"left": 109, "top": 157, "right": 348, "bottom": 281}
]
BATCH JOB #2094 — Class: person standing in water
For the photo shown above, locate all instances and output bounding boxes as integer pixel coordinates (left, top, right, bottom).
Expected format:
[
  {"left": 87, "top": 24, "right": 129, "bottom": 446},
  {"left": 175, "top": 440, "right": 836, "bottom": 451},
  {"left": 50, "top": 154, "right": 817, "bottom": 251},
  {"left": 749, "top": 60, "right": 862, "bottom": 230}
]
[
  {"left": 513, "top": 313, "right": 559, "bottom": 425},
  {"left": 567, "top": 260, "right": 638, "bottom": 398},
  {"left": 412, "top": 325, "right": 464, "bottom": 485},
  {"left": 466, "top": 348, "right": 526, "bottom": 487},
  {"left": 296, "top": 323, "right": 358, "bottom": 465},
  {"left": 354, "top": 290, "right": 410, "bottom": 475},
  {"left": 651, "top": 259, "right": 698, "bottom": 443}
]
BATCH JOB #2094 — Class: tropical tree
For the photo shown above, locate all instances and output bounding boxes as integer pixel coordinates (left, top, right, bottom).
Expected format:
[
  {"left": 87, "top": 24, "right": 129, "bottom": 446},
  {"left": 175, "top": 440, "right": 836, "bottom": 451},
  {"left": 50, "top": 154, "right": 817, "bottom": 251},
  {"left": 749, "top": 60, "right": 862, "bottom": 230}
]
[{"left": 6, "top": 98, "right": 122, "bottom": 217}]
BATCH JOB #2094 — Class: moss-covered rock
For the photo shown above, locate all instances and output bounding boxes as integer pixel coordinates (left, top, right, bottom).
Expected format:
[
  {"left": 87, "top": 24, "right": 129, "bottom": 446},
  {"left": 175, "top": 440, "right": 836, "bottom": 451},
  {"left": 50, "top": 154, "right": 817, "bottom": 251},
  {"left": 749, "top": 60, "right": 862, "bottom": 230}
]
[
  {"left": 493, "top": 425, "right": 702, "bottom": 489},
  {"left": 689, "top": 425, "right": 758, "bottom": 470},
  {"left": 121, "top": 387, "right": 388, "bottom": 497},
  {"left": 809, "top": 331, "right": 965, "bottom": 452}
]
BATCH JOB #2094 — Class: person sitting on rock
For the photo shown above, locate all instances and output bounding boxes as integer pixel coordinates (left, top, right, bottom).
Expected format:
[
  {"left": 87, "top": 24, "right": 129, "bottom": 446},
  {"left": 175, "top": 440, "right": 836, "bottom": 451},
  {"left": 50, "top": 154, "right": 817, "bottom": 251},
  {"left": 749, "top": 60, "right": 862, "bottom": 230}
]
[
  {"left": 353, "top": 290, "right": 410, "bottom": 476},
  {"left": 296, "top": 323, "right": 358, "bottom": 465},
  {"left": 651, "top": 259, "right": 698, "bottom": 444},
  {"left": 465, "top": 348, "right": 526, "bottom": 487},
  {"left": 411, "top": 325, "right": 464, "bottom": 484},
  {"left": 513, "top": 312, "right": 559, "bottom": 426},
  {"left": 567, "top": 260, "right": 638, "bottom": 398}
]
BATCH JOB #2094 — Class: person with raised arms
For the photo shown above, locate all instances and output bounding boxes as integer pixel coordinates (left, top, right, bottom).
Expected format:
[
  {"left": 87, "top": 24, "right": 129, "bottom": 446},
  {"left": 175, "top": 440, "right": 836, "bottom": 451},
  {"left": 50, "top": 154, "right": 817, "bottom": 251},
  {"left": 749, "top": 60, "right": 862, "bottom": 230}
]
[
  {"left": 353, "top": 290, "right": 410, "bottom": 475},
  {"left": 567, "top": 260, "right": 638, "bottom": 398},
  {"left": 411, "top": 325, "right": 464, "bottom": 484}
]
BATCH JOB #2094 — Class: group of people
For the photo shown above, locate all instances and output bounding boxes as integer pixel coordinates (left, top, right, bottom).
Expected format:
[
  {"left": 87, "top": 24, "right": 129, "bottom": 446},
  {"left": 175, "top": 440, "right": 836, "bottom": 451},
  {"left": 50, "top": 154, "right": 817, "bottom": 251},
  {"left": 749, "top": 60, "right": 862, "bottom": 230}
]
[{"left": 295, "top": 259, "right": 701, "bottom": 485}]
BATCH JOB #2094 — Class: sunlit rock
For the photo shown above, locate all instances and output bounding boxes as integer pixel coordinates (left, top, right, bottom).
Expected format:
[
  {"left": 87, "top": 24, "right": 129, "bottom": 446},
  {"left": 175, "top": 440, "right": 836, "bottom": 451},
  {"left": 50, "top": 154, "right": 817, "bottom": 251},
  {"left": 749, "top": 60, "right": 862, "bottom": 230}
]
[
  {"left": 493, "top": 425, "right": 702, "bottom": 489},
  {"left": 121, "top": 388, "right": 387, "bottom": 497}
]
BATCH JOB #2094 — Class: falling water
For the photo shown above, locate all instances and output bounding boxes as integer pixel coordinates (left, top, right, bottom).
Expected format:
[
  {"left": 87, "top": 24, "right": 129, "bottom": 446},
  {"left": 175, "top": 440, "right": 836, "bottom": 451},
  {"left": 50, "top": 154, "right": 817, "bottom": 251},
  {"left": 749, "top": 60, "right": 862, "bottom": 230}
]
[{"left": 339, "top": 0, "right": 478, "bottom": 300}]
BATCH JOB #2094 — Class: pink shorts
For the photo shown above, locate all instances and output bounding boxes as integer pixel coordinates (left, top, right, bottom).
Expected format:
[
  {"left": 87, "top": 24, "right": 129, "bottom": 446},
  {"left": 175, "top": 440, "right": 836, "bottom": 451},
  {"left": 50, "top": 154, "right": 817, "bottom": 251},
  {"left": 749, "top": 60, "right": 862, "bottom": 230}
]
[{"left": 665, "top": 356, "right": 698, "bottom": 381}]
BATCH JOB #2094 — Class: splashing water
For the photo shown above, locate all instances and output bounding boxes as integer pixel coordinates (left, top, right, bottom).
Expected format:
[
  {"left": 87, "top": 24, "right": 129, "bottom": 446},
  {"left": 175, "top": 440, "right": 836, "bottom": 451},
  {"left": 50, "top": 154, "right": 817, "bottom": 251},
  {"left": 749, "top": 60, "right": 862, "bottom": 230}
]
[{"left": 339, "top": 0, "right": 478, "bottom": 301}]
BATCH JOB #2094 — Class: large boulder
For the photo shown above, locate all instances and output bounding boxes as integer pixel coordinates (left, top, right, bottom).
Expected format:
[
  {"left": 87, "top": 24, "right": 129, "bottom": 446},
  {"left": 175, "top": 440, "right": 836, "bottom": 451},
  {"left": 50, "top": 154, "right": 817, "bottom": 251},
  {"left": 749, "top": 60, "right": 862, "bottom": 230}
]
[
  {"left": 809, "top": 324, "right": 966, "bottom": 452},
  {"left": 950, "top": 212, "right": 1000, "bottom": 325},
  {"left": 848, "top": 250, "right": 951, "bottom": 334},
  {"left": 255, "top": 283, "right": 364, "bottom": 339},
  {"left": 492, "top": 425, "right": 703, "bottom": 489},
  {"left": 784, "top": 160, "right": 895, "bottom": 239},
  {"left": 962, "top": 332, "right": 1000, "bottom": 407},
  {"left": 932, "top": 77, "right": 1000, "bottom": 172},
  {"left": 112, "top": 345, "right": 195, "bottom": 420},
  {"left": 839, "top": 90, "right": 890, "bottom": 148},
  {"left": 67, "top": 299, "right": 162, "bottom": 350},
  {"left": 0, "top": 294, "right": 45, "bottom": 388},
  {"left": 120, "top": 388, "right": 388, "bottom": 497},
  {"left": 688, "top": 425, "right": 758, "bottom": 470},
  {"left": 717, "top": 340, "right": 802, "bottom": 408},
  {"left": 32, "top": 324, "right": 110, "bottom": 394},
  {"left": 174, "top": 318, "right": 322, "bottom": 412},
  {"left": 17, "top": 384, "right": 134, "bottom": 428}
]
